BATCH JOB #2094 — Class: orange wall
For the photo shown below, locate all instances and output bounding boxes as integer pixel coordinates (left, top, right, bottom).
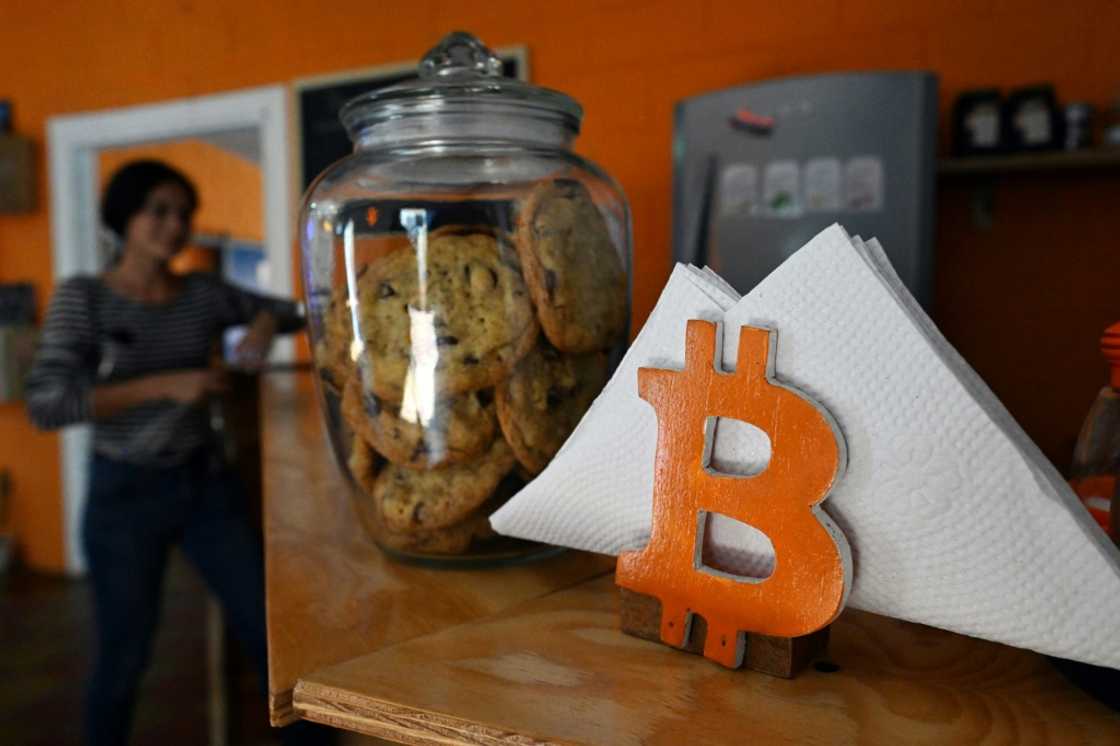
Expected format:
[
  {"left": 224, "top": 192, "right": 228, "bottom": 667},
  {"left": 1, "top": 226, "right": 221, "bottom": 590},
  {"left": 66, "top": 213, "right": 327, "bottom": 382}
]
[
  {"left": 100, "top": 139, "right": 263, "bottom": 274},
  {"left": 99, "top": 139, "right": 263, "bottom": 243},
  {"left": 1, "top": 0, "right": 1117, "bottom": 570}
]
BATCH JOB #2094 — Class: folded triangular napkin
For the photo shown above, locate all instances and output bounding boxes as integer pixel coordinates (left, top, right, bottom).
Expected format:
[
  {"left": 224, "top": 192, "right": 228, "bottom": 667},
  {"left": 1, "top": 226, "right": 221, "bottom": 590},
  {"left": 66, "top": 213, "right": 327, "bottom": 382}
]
[{"left": 491, "top": 224, "right": 1120, "bottom": 670}]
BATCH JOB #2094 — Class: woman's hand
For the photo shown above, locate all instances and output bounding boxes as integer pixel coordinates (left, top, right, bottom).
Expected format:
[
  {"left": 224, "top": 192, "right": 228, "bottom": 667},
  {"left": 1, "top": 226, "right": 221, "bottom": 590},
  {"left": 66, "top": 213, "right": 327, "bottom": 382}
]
[
  {"left": 153, "top": 368, "right": 228, "bottom": 405},
  {"left": 91, "top": 367, "right": 227, "bottom": 419},
  {"left": 232, "top": 311, "right": 278, "bottom": 371}
]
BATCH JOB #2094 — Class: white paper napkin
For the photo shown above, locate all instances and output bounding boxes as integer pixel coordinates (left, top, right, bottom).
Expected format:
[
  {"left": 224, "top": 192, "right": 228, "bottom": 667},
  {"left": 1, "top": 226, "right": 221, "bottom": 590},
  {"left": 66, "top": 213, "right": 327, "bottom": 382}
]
[{"left": 491, "top": 224, "right": 1120, "bottom": 670}]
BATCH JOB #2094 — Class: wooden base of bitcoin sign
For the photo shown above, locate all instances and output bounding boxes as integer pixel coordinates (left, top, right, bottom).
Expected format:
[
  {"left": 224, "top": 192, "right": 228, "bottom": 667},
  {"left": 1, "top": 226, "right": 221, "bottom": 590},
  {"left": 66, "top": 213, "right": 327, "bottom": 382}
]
[
  {"left": 615, "top": 320, "right": 849, "bottom": 672},
  {"left": 618, "top": 587, "right": 830, "bottom": 678}
]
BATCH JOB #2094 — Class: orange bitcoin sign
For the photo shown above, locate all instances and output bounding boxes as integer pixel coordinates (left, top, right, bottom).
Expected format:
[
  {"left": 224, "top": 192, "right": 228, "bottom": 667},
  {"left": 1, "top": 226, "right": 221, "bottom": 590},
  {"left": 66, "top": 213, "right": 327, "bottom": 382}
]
[{"left": 616, "top": 320, "right": 850, "bottom": 668}]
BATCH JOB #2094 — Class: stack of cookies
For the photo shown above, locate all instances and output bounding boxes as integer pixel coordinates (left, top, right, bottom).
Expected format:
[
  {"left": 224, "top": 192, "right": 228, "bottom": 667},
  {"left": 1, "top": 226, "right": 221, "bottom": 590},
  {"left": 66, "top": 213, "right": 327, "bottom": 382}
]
[{"left": 314, "top": 178, "right": 628, "bottom": 557}]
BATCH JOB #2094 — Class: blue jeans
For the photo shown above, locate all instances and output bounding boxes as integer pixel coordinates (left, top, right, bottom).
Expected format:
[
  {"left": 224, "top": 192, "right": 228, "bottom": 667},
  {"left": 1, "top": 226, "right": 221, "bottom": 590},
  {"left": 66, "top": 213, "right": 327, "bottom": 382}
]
[{"left": 81, "top": 449, "right": 267, "bottom": 746}]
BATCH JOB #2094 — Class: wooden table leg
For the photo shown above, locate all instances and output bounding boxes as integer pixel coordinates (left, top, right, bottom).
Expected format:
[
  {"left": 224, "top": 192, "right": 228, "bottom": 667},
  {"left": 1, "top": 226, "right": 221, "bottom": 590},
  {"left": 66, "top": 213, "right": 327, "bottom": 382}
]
[{"left": 206, "top": 596, "right": 229, "bottom": 746}]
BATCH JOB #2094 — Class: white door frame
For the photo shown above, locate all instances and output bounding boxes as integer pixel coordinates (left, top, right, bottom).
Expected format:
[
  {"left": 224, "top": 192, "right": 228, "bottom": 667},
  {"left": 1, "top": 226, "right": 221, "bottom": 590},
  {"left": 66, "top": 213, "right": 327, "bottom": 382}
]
[{"left": 47, "top": 85, "right": 295, "bottom": 574}]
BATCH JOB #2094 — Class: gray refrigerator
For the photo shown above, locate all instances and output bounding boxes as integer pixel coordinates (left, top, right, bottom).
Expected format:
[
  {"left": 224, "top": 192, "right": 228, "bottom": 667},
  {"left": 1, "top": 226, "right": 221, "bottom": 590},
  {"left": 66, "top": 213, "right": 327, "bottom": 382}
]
[{"left": 673, "top": 71, "right": 938, "bottom": 308}]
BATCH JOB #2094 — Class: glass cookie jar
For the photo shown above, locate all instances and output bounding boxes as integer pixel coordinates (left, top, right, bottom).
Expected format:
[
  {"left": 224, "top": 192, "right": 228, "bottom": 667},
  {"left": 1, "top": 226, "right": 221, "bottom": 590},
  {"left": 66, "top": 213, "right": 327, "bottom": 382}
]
[{"left": 300, "top": 32, "right": 631, "bottom": 565}]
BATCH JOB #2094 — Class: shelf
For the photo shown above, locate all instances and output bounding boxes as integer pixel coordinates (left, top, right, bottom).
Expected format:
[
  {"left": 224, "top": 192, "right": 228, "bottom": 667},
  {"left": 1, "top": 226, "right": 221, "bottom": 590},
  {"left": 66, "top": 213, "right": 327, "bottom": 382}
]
[{"left": 938, "top": 148, "right": 1120, "bottom": 177}]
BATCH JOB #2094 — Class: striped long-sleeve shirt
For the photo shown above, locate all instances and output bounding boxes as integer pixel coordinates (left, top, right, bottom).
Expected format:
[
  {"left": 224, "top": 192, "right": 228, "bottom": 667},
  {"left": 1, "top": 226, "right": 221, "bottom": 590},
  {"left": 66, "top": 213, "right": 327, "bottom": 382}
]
[{"left": 26, "top": 273, "right": 304, "bottom": 465}]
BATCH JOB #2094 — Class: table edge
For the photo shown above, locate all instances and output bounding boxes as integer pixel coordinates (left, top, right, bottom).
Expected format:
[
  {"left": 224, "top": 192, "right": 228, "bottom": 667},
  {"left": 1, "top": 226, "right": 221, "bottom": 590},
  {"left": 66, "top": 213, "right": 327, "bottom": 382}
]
[
  {"left": 295, "top": 679, "right": 574, "bottom": 746},
  {"left": 272, "top": 561, "right": 614, "bottom": 727}
]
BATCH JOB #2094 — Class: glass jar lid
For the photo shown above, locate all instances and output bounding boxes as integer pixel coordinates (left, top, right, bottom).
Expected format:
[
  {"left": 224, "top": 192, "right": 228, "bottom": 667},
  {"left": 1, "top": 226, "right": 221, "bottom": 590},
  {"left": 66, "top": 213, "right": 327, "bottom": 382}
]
[{"left": 340, "top": 31, "right": 583, "bottom": 148}]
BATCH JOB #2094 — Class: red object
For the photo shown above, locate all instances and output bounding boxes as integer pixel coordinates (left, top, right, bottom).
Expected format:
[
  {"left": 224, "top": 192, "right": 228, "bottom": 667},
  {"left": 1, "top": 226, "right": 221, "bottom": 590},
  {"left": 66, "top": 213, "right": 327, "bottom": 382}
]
[
  {"left": 1070, "top": 476, "right": 1115, "bottom": 534},
  {"left": 730, "top": 108, "right": 775, "bottom": 132},
  {"left": 1102, "top": 322, "right": 1120, "bottom": 390},
  {"left": 1069, "top": 321, "right": 1120, "bottom": 540}
]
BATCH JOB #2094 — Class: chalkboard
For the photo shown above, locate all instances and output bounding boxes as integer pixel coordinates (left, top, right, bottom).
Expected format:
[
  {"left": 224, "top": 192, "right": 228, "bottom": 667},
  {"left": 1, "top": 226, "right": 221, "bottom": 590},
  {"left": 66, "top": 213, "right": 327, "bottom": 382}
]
[{"left": 297, "top": 52, "right": 526, "bottom": 192}]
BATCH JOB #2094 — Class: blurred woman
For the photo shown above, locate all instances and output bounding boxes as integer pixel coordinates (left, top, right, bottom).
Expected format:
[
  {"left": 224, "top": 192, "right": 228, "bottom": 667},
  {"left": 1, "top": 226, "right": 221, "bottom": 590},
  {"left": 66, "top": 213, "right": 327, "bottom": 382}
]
[{"left": 26, "top": 160, "right": 305, "bottom": 745}]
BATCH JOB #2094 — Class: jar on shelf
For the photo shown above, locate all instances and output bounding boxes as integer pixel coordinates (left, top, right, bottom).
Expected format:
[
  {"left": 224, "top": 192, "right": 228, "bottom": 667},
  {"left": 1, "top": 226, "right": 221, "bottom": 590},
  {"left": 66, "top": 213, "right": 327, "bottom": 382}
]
[{"left": 299, "top": 32, "right": 631, "bottom": 566}]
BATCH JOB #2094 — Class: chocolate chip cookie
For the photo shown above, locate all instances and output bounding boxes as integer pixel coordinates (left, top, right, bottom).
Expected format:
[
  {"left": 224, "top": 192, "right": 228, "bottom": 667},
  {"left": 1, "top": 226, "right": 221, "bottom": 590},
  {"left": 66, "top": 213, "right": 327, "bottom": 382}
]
[
  {"left": 341, "top": 376, "right": 498, "bottom": 469},
  {"left": 375, "top": 437, "right": 516, "bottom": 533},
  {"left": 516, "top": 178, "right": 628, "bottom": 353},
  {"left": 315, "top": 281, "right": 355, "bottom": 393},
  {"left": 496, "top": 341, "right": 610, "bottom": 475},
  {"left": 355, "top": 231, "right": 538, "bottom": 402},
  {"left": 378, "top": 504, "right": 496, "bottom": 555},
  {"left": 347, "top": 432, "right": 381, "bottom": 497}
]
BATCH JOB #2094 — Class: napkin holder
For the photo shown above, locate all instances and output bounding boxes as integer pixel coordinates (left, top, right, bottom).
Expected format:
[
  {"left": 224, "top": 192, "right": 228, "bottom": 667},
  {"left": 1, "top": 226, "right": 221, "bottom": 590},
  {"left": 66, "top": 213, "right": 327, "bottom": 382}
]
[{"left": 615, "top": 320, "right": 850, "bottom": 677}]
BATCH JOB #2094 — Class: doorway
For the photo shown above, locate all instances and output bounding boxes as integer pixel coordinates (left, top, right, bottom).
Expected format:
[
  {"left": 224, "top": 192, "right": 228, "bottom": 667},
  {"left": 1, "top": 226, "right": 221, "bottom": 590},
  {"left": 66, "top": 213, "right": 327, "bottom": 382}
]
[{"left": 46, "top": 86, "right": 294, "bottom": 574}]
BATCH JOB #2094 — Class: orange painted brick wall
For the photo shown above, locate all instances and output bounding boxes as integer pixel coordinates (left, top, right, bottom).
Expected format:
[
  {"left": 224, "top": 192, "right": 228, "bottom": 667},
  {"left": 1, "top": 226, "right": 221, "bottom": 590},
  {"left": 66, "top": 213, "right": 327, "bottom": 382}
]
[{"left": 1, "top": 0, "right": 1117, "bottom": 570}]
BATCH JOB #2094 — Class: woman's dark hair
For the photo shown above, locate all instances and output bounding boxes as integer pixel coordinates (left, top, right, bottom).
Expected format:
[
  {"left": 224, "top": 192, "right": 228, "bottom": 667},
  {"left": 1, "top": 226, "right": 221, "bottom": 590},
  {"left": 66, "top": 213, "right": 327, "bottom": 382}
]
[{"left": 100, "top": 160, "right": 199, "bottom": 238}]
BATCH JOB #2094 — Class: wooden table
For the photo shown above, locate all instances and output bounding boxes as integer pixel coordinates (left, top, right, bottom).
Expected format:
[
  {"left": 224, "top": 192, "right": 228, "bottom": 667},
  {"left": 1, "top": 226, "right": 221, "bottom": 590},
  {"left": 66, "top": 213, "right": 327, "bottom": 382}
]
[{"left": 263, "top": 372, "right": 1120, "bottom": 744}]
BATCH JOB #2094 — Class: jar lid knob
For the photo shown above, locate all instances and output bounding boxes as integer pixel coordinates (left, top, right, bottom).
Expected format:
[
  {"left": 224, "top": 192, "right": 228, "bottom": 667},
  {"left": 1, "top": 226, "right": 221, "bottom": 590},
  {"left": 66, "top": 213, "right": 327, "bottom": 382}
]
[{"left": 419, "top": 31, "right": 503, "bottom": 80}]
